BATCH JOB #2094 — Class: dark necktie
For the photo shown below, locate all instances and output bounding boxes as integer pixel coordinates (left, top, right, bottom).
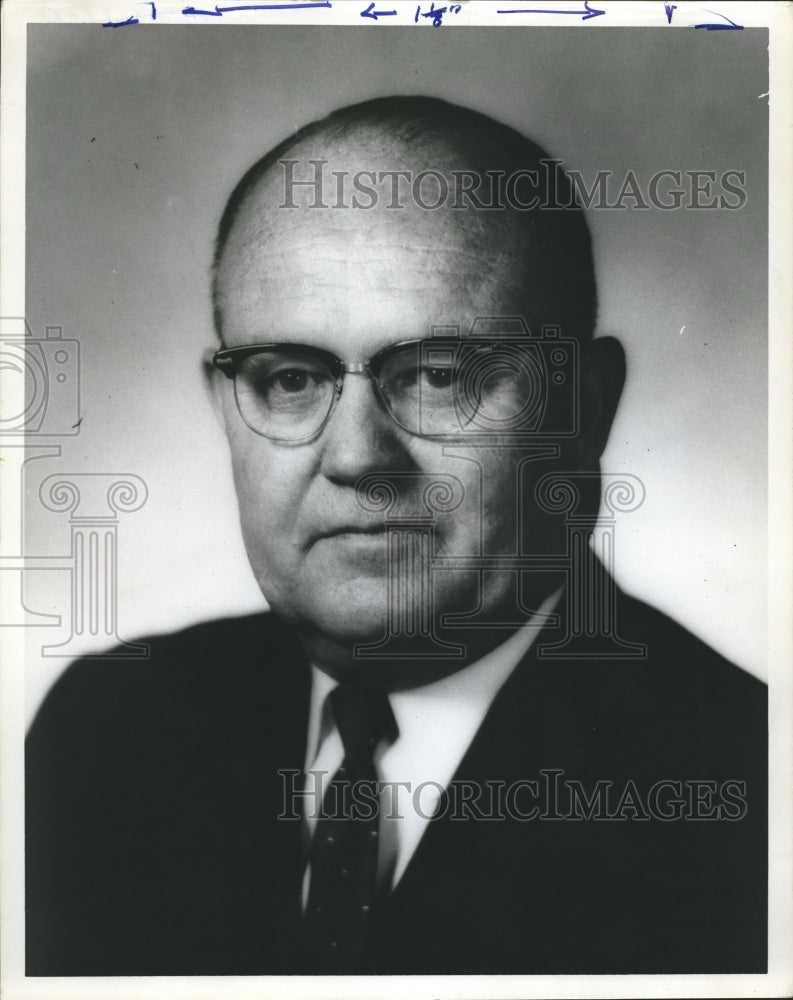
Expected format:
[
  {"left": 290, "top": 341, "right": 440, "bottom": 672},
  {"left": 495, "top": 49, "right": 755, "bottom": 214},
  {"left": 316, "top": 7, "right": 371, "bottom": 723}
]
[{"left": 304, "top": 684, "right": 398, "bottom": 972}]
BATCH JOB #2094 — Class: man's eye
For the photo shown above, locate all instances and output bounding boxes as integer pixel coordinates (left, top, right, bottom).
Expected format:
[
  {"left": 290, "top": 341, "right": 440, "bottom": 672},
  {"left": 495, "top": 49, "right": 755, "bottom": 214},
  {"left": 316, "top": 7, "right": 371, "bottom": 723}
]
[
  {"left": 423, "top": 366, "right": 454, "bottom": 390},
  {"left": 273, "top": 369, "right": 311, "bottom": 393}
]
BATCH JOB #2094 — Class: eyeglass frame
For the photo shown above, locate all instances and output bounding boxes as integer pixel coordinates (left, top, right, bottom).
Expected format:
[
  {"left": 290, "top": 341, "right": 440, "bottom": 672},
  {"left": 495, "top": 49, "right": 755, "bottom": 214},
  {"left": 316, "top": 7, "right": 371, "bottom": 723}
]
[
  {"left": 209, "top": 338, "right": 519, "bottom": 444},
  {"left": 211, "top": 339, "right": 470, "bottom": 444}
]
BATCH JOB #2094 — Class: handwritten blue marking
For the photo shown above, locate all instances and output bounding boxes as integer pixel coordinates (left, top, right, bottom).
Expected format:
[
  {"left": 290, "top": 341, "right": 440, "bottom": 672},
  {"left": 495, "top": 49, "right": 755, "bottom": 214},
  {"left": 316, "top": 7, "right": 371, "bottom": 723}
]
[
  {"left": 694, "top": 8, "right": 743, "bottom": 29},
  {"left": 415, "top": 1, "right": 461, "bottom": 27},
  {"left": 183, "top": 1, "right": 331, "bottom": 14},
  {"left": 664, "top": 3, "right": 676, "bottom": 23},
  {"left": 147, "top": 1, "right": 157, "bottom": 18},
  {"left": 496, "top": 1, "right": 604, "bottom": 19},
  {"left": 360, "top": 2, "right": 397, "bottom": 19},
  {"left": 102, "top": 14, "right": 140, "bottom": 26}
]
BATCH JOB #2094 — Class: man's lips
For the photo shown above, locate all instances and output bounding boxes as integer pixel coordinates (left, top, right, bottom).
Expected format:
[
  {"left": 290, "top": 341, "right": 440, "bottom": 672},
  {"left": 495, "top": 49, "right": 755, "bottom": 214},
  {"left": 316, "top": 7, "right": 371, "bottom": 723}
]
[{"left": 314, "top": 524, "right": 388, "bottom": 541}]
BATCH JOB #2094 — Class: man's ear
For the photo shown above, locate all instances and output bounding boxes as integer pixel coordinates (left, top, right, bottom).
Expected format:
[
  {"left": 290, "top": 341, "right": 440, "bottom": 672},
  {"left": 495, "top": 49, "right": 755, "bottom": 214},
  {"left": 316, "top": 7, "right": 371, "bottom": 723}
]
[
  {"left": 202, "top": 347, "right": 228, "bottom": 433},
  {"left": 576, "top": 336, "right": 625, "bottom": 468}
]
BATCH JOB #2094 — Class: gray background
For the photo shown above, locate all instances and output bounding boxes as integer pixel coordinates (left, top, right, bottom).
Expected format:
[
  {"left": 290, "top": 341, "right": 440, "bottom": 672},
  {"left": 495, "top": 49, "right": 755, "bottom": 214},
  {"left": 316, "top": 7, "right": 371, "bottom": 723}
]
[{"left": 23, "top": 25, "right": 768, "bottom": 719}]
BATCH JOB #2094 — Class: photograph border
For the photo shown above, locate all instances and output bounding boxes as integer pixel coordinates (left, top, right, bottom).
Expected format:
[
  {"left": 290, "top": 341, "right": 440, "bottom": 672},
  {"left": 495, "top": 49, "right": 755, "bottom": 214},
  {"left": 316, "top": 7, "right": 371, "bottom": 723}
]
[{"left": 2, "top": 2, "right": 791, "bottom": 998}]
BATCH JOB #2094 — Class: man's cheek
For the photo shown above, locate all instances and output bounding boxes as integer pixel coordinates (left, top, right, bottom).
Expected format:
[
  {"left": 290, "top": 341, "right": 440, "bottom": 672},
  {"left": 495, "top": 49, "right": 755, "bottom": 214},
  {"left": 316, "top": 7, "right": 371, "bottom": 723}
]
[{"left": 230, "top": 444, "right": 283, "bottom": 518}]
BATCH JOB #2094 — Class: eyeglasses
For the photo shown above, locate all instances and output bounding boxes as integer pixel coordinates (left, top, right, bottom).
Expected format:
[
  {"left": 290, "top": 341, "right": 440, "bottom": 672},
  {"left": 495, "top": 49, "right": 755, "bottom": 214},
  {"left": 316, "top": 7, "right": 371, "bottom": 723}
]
[{"left": 211, "top": 338, "right": 556, "bottom": 443}]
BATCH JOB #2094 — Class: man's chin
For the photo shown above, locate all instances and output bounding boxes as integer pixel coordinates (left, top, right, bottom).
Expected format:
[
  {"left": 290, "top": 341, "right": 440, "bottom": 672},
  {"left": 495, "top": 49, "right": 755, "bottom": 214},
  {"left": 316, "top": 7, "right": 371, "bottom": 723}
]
[
  {"left": 307, "top": 606, "right": 390, "bottom": 649},
  {"left": 274, "top": 581, "right": 390, "bottom": 652}
]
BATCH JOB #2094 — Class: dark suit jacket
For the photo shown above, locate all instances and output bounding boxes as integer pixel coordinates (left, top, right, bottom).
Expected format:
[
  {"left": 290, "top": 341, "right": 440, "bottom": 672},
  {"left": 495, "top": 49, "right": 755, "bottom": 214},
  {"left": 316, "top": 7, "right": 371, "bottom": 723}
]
[{"left": 25, "top": 588, "right": 767, "bottom": 975}]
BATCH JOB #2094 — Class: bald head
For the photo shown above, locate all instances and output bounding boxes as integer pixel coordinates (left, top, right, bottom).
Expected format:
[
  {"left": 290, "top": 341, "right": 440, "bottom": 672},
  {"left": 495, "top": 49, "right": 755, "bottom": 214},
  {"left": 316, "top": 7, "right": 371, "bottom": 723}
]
[{"left": 212, "top": 96, "right": 597, "bottom": 342}]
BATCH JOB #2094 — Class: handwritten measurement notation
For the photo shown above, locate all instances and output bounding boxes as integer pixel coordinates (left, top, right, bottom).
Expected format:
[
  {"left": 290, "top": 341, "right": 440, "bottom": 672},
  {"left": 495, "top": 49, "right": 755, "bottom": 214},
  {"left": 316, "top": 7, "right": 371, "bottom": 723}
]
[{"left": 102, "top": 1, "right": 745, "bottom": 29}]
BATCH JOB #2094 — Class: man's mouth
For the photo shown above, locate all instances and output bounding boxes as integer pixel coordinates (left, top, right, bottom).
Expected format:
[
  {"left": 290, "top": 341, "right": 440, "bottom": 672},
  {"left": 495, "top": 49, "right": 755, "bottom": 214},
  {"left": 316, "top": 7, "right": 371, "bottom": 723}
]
[{"left": 318, "top": 524, "right": 388, "bottom": 540}]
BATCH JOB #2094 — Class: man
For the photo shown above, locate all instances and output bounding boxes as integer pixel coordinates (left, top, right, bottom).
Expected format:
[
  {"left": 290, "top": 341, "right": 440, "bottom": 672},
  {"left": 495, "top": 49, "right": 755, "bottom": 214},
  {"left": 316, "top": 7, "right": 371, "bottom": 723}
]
[{"left": 25, "top": 97, "right": 766, "bottom": 976}]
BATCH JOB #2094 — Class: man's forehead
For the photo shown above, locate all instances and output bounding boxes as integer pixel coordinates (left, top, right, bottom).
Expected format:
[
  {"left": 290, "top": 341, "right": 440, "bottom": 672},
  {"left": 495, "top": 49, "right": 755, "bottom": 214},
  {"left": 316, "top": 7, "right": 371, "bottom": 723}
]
[
  {"left": 216, "top": 210, "right": 529, "bottom": 346},
  {"left": 226, "top": 205, "right": 505, "bottom": 276},
  {"left": 217, "top": 231, "right": 528, "bottom": 353}
]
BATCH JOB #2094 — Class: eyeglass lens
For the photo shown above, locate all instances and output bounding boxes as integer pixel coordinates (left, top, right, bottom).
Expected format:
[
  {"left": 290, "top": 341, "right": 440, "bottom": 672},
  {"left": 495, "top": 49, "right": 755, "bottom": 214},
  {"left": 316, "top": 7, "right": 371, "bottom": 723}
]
[{"left": 234, "top": 347, "right": 338, "bottom": 441}]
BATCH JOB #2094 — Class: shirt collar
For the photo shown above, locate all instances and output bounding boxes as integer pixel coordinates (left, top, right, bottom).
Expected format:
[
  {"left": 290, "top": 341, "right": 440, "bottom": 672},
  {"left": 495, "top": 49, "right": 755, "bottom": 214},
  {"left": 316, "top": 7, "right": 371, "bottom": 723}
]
[{"left": 305, "top": 587, "right": 563, "bottom": 772}]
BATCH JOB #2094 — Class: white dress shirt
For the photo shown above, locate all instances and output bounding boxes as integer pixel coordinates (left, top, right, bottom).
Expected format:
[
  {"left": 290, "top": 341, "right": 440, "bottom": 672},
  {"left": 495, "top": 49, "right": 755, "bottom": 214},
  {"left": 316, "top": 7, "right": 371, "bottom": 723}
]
[{"left": 302, "top": 588, "right": 561, "bottom": 902}]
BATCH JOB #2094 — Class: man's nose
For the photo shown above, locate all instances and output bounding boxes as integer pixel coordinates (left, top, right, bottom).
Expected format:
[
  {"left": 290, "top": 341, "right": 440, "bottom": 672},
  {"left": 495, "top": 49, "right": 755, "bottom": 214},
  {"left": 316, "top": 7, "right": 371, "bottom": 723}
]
[{"left": 318, "top": 372, "right": 413, "bottom": 484}]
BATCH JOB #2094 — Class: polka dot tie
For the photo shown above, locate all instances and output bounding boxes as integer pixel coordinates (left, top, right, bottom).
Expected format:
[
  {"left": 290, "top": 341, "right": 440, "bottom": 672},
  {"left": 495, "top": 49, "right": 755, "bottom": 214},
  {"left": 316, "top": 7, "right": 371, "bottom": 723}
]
[{"left": 304, "top": 684, "right": 397, "bottom": 972}]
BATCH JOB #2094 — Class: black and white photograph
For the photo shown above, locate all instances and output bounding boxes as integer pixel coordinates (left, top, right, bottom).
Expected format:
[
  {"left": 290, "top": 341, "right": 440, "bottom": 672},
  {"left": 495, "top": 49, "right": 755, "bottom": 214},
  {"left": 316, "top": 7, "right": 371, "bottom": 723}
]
[{"left": 1, "top": 1, "right": 791, "bottom": 997}]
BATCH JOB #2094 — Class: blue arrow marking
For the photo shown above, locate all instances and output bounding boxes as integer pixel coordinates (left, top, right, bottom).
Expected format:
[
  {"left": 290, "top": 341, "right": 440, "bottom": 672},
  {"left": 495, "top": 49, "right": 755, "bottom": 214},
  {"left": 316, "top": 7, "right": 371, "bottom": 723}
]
[
  {"left": 183, "top": 1, "right": 331, "bottom": 14},
  {"left": 694, "top": 8, "right": 743, "bottom": 29},
  {"left": 361, "top": 2, "right": 397, "bottom": 18},
  {"left": 497, "top": 1, "right": 605, "bottom": 19},
  {"left": 102, "top": 14, "right": 140, "bottom": 26}
]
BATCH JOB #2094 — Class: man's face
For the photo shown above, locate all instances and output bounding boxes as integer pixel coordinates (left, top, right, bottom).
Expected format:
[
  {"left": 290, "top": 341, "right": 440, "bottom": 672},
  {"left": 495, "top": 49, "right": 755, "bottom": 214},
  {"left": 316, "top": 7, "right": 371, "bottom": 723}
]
[{"left": 213, "top": 151, "right": 567, "bottom": 676}]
